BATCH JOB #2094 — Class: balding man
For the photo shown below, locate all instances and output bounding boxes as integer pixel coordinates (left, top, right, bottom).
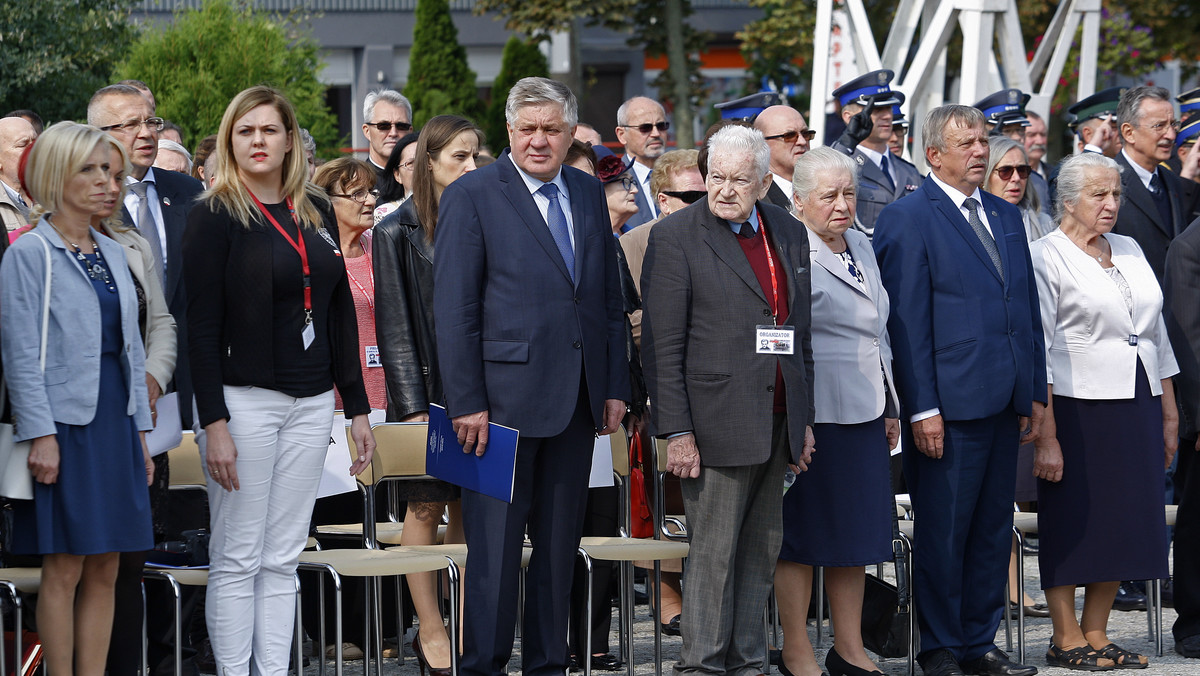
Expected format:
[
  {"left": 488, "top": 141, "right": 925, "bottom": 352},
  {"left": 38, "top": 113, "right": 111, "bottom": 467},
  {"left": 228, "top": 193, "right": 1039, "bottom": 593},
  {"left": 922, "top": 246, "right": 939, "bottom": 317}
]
[
  {"left": 616, "top": 96, "right": 670, "bottom": 229},
  {"left": 753, "top": 105, "right": 814, "bottom": 209},
  {"left": 0, "top": 116, "right": 35, "bottom": 233}
]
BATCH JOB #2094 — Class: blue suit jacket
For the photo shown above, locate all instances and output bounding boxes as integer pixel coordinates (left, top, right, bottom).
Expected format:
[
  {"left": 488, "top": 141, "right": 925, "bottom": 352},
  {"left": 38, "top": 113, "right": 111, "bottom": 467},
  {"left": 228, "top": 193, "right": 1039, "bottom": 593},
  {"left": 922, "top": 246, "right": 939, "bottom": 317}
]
[
  {"left": 433, "top": 152, "right": 630, "bottom": 437},
  {"left": 624, "top": 155, "right": 657, "bottom": 230},
  {"left": 872, "top": 179, "right": 1046, "bottom": 421}
]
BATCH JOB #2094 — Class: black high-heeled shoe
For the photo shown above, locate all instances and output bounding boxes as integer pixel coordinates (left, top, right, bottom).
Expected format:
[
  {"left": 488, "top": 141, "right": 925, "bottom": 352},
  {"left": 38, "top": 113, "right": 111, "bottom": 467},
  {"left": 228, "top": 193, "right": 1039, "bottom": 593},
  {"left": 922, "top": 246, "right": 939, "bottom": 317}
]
[
  {"left": 777, "top": 658, "right": 828, "bottom": 676},
  {"left": 825, "top": 647, "right": 884, "bottom": 676},
  {"left": 412, "top": 635, "right": 453, "bottom": 676}
]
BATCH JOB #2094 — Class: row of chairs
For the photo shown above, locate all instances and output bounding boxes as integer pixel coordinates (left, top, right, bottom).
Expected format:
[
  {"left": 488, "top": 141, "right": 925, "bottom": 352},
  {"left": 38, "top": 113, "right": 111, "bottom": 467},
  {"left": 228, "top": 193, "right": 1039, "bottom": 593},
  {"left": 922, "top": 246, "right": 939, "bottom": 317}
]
[{"left": 14, "top": 422, "right": 688, "bottom": 676}]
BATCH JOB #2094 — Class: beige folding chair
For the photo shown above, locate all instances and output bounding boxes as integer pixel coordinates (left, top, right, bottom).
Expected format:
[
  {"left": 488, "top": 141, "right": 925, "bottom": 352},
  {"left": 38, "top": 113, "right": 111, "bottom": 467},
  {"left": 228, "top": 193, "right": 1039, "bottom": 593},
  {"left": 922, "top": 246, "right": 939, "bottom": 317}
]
[
  {"left": 301, "top": 422, "right": 463, "bottom": 676},
  {"left": 577, "top": 433, "right": 688, "bottom": 676}
]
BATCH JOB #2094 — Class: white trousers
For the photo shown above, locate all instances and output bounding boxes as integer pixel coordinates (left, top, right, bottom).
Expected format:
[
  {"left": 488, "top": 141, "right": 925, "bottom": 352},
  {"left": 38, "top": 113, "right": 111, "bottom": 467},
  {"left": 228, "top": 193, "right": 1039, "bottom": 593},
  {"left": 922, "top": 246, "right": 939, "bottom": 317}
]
[{"left": 198, "top": 385, "right": 333, "bottom": 676}]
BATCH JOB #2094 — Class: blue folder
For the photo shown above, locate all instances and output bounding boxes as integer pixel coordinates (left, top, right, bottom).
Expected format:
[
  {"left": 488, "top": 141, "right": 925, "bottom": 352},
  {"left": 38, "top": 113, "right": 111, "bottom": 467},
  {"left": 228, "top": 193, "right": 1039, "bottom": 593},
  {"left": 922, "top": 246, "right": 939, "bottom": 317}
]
[{"left": 426, "top": 404, "right": 520, "bottom": 503}]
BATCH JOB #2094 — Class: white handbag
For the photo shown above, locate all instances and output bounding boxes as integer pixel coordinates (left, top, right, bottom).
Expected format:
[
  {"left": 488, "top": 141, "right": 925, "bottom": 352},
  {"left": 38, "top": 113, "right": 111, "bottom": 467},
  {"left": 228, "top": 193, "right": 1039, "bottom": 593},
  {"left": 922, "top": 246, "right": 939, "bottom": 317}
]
[{"left": 0, "top": 232, "right": 54, "bottom": 500}]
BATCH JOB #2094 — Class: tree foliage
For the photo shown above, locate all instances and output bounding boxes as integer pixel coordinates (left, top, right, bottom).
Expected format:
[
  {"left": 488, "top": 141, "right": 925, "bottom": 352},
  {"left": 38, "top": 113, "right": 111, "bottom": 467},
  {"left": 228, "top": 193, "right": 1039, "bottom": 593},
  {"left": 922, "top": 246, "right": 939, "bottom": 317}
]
[
  {"left": 738, "top": 0, "right": 815, "bottom": 98},
  {"left": 114, "top": 0, "right": 338, "bottom": 154},
  {"left": 405, "top": 0, "right": 483, "bottom": 128},
  {"left": 0, "top": 0, "right": 138, "bottom": 124},
  {"left": 484, "top": 36, "right": 549, "bottom": 152}
]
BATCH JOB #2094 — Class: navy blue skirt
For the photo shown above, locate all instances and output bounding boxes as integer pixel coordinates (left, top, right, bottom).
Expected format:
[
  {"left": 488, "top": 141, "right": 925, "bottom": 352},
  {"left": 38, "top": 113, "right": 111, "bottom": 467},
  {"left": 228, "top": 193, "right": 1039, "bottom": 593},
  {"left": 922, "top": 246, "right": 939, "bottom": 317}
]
[
  {"left": 12, "top": 260, "right": 152, "bottom": 556},
  {"left": 779, "top": 417, "right": 893, "bottom": 566},
  {"left": 1037, "top": 360, "right": 1168, "bottom": 588}
]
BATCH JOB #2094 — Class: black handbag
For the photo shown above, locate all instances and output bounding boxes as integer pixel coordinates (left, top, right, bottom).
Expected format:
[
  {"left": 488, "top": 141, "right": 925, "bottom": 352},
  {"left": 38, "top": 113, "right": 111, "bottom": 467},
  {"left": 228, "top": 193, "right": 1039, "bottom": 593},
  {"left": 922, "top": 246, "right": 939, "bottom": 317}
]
[{"left": 861, "top": 457, "right": 912, "bottom": 658}]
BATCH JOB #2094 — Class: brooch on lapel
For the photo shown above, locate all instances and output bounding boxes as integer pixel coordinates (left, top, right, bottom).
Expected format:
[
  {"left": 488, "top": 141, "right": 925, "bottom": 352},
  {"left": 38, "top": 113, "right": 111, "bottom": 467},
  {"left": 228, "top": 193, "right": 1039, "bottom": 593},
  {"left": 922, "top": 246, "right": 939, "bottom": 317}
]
[
  {"left": 162, "top": 197, "right": 172, "bottom": 206},
  {"left": 991, "top": 211, "right": 999, "bottom": 218},
  {"left": 855, "top": 155, "right": 865, "bottom": 165},
  {"left": 904, "top": 184, "right": 918, "bottom": 191},
  {"left": 317, "top": 227, "right": 343, "bottom": 256}
]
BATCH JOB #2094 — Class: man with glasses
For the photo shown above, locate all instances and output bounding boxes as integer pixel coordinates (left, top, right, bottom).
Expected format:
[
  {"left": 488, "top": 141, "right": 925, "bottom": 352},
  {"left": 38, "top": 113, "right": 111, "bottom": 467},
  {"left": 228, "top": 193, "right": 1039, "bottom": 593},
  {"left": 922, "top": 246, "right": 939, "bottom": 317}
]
[
  {"left": 831, "top": 70, "right": 923, "bottom": 235},
  {"left": 86, "top": 81, "right": 205, "bottom": 676},
  {"left": 1114, "top": 85, "right": 1200, "bottom": 284},
  {"left": 615, "top": 96, "right": 670, "bottom": 229},
  {"left": 752, "top": 105, "right": 814, "bottom": 209},
  {"left": 361, "top": 89, "right": 413, "bottom": 185}
]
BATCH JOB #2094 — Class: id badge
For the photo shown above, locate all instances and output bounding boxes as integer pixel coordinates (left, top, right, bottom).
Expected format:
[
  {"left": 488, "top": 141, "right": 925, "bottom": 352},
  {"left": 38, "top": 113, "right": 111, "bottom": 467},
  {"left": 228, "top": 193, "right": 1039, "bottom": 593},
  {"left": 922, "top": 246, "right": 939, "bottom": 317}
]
[
  {"left": 302, "top": 321, "right": 315, "bottom": 350},
  {"left": 365, "top": 345, "right": 382, "bottom": 367},
  {"left": 756, "top": 325, "right": 795, "bottom": 355}
]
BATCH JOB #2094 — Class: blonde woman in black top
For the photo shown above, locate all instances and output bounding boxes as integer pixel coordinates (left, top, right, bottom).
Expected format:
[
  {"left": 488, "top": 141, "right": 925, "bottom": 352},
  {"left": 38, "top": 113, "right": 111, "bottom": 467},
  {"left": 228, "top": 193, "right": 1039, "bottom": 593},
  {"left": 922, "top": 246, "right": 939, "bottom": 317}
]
[{"left": 182, "top": 85, "right": 375, "bottom": 676}]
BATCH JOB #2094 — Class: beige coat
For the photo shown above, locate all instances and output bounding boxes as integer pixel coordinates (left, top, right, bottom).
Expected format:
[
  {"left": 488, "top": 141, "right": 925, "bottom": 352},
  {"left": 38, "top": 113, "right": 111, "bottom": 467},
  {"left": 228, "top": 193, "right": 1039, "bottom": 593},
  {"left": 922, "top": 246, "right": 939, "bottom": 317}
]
[{"left": 100, "top": 223, "right": 177, "bottom": 392}]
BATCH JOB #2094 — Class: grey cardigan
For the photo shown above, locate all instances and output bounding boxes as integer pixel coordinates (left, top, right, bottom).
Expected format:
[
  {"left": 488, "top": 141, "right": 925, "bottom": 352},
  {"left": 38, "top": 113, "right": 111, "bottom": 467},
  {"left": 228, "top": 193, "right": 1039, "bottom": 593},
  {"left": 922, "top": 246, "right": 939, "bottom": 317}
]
[{"left": 0, "top": 220, "right": 152, "bottom": 441}]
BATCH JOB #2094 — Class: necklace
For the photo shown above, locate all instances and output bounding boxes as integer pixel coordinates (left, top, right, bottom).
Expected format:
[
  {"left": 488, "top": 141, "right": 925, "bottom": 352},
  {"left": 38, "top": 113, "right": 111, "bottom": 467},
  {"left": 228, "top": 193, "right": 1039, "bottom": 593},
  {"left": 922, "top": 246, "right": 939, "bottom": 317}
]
[{"left": 48, "top": 220, "right": 117, "bottom": 293}]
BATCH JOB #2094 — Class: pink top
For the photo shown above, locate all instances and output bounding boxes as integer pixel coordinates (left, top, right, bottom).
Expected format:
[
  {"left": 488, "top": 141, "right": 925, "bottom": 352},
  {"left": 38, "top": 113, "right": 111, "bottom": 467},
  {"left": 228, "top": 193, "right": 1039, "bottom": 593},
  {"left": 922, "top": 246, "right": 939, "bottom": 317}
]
[{"left": 335, "top": 249, "right": 388, "bottom": 410}]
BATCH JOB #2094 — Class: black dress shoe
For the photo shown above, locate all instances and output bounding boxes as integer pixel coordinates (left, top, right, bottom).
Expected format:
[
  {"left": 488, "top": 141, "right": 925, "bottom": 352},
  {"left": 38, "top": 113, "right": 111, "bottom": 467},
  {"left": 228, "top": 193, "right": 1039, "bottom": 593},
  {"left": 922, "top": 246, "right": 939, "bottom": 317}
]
[
  {"left": 662, "top": 614, "right": 681, "bottom": 636},
  {"left": 1162, "top": 578, "right": 1174, "bottom": 608},
  {"left": 1176, "top": 634, "right": 1200, "bottom": 658},
  {"left": 962, "top": 648, "right": 1037, "bottom": 676},
  {"left": 920, "top": 649, "right": 965, "bottom": 676},
  {"left": 1113, "top": 581, "right": 1147, "bottom": 611},
  {"left": 1007, "top": 601, "right": 1050, "bottom": 619},
  {"left": 590, "top": 654, "right": 622, "bottom": 671}
]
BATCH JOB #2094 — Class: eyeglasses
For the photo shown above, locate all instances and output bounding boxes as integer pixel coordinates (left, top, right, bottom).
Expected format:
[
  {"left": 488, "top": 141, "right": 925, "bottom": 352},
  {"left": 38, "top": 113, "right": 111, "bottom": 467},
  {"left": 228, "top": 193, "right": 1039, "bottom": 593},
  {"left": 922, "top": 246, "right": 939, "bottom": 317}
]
[
  {"left": 620, "top": 121, "right": 670, "bottom": 134},
  {"left": 99, "top": 117, "right": 165, "bottom": 135},
  {"left": 661, "top": 189, "right": 706, "bottom": 204},
  {"left": 994, "top": 164, "right": 1032, "bottom": 180},
  {"left": 398, "top": 159, "right": 415, "bottom": 171},
  {"left": 608, "top": 175, "right": 636, "bottom": 192},
  {"left": 1137, "top": 119, "right": 1182, "bottom": 135},
  {"left": 367, "top": 120, "right": 414, "bottom": 133},
  {"left": 330, "top": 188, "right": 380, "bottom": 203},
  {"left": 763, "top": 129, "right": 817, "bottom": 143}
]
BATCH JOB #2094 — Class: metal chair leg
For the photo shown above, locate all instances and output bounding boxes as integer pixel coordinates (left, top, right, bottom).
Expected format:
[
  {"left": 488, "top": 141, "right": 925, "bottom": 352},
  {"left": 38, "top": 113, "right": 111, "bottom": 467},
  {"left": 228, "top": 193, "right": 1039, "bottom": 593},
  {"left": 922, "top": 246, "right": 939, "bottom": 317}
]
[
  {"left": 815, "top": 565, "right": 826, "bottom": 648},
  {"left": 295, "top": 575, "right": 305, "bottom": 675}
]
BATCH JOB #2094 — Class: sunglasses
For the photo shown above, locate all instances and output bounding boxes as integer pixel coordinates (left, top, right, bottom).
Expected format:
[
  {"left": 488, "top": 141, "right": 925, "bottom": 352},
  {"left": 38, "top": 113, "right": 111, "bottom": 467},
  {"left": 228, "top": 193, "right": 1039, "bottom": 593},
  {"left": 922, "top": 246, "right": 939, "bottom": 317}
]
[
  {"left": 994, "top": 164, "right": 1032, "bottom": 180},
  {"left": 621, "top": 121, "right": 670, "bottom": 134},
  {"left": 367, "top": 120, "right": 414, "bottom": 133},
  {"left": 763, "top": 129, "right": 817, "bottom": 143},
  {"left": 662, "top": 189, "right": 706, "bottom": 204}
]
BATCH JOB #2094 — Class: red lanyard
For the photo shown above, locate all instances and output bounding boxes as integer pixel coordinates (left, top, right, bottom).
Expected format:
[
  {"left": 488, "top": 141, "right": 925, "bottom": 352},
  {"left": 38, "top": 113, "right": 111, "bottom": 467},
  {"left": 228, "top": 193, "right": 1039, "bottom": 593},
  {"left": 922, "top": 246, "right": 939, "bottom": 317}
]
[
  {"left": 344, "top": 251, "right": 374, "bottom": 315},
  {"left": 758, "top": 211, "right": 781, "bottom": 323},
  {"left": 250, "top": 192, "right": 312, "bottom": 322}
]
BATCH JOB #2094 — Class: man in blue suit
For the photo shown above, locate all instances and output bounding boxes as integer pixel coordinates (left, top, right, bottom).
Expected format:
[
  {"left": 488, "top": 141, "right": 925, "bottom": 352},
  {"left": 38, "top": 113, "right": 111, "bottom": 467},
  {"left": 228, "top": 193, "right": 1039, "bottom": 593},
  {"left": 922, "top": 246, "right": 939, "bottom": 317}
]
[
  {"left": 433, "top": 77, "right": 630, "bottom": 676},
  {"left": 616, "top": 96, "right": 669, "bottom": 230},
  {"left": 873, "top": 105, "right": 1047, "bottom": 676}
]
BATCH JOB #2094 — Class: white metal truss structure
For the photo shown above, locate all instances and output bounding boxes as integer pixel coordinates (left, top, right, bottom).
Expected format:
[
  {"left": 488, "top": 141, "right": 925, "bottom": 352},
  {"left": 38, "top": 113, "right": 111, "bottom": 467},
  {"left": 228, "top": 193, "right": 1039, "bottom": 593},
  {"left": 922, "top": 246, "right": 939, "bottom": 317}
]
[{"left": 809, "top": 0, "right": 1101, "bottom": 170}]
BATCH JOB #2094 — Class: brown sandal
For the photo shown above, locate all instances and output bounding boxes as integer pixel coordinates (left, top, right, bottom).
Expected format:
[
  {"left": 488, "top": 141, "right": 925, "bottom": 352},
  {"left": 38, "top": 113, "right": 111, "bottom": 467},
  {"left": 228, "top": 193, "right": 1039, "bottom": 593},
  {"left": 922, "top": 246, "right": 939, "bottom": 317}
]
[
  {"left": 1045, "top": 643, "right": 1116, "bottom": 671},
  {"left": 1093, "top": 643, "right": 1148, "bottom": 669}
]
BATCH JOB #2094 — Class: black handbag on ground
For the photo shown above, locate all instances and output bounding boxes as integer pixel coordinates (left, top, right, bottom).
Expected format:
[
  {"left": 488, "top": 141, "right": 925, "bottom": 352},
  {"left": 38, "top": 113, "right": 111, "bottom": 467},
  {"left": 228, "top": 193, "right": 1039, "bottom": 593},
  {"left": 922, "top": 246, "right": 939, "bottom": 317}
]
[{"left": 861, "top": 457, "right": 912, "bottom": 658}]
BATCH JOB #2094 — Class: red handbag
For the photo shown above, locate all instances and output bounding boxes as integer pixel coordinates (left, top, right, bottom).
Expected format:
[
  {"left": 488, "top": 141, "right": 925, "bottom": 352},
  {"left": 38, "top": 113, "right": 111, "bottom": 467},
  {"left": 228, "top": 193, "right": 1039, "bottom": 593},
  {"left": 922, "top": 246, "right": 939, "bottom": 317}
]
[{"left": 628, "top": 432, "right": 654, "bottom": 539}]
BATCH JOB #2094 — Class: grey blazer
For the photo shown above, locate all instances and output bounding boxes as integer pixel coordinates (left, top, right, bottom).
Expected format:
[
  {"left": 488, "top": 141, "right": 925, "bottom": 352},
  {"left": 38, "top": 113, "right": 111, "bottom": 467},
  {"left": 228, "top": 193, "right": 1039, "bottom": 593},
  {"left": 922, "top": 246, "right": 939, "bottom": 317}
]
[
  {"left": 0, "top": 222, "right": 151, "bottom": 441},
  {"left": 806, "top": 226, "right": 899, "bottom": 424},
  {"left": 641, "top": 199, "right": 816, "bottom": 467},
  {"left": 101, "top": 224, "right": 177, "bottom": 393}
]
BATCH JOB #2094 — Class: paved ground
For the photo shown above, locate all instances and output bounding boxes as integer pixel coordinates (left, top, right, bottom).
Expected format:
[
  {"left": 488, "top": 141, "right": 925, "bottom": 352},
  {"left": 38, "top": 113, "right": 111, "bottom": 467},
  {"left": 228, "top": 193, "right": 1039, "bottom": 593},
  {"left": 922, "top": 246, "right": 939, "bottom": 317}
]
[{"left": 297, "top": 551, "right": 1199, "bottom": 676}]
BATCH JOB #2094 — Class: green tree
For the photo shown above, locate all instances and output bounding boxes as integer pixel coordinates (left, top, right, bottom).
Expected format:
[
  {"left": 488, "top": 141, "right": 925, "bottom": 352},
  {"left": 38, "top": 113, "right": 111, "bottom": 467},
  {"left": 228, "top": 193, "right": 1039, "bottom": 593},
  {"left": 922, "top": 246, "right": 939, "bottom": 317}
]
[
  {"left": 484, "top": 36, "right": 550, "bottom": 152},
  {"left": 0, "top": 0, "right": 138, "bottom": 124},
  {"left": 738, "top": 0, "right": 815, "bottom": 101},
  {"left": 405, "top": 0, "right": 483, "bottom": 128},
  {"left": 113, "top": 0, "right": 338, "bottom": 154},
  {"left": 475, "top": 0, "right": 704, "bottom": 148}
]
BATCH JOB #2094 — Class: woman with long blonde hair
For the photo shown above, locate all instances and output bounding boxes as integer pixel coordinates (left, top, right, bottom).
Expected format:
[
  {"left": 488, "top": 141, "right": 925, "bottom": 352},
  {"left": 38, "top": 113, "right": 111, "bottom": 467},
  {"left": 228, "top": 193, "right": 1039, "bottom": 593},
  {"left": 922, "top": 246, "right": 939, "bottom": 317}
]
[{"left": 182, "top": 85, "right": 375, "bottom": 675}]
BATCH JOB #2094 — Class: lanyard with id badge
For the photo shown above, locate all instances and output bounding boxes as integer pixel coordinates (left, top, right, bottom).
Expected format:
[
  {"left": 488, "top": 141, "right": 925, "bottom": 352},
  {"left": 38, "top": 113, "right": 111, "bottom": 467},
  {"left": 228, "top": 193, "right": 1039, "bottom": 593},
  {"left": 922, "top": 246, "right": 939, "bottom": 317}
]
[
  {"left": 251, "top": 192, "right": 316, "bottom": 350},
  {"left": 753, "top": 215, "right": 795, "bottom": 355}
]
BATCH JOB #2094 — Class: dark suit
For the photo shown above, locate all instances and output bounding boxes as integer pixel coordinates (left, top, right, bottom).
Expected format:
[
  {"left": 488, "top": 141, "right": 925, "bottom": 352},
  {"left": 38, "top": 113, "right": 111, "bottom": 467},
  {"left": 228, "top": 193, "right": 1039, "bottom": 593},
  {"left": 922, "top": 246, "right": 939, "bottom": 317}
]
[
  {"left": 1166, "top": 216, "right": 1200, "bottom": 645},
  {"left": 765, "top": 179, "right": 791, "bottom": 209},
  {"left": 625, "top": 156, "right": 657, "bottom": 229},
  {"left": 873, "top": 179, "right": 1046, "bottom": 665},
  {"left": 433, "top": 151, "right": 629, "bottom": 676},
  {"left": 123, "top": 168, "right": 204, "bottom": 428},
  {"left": 1114, "top": 151, "right": 1200, "bottom": 283},
  {"left": 641, "top": 200, "right": 814, "bottom": 674}
]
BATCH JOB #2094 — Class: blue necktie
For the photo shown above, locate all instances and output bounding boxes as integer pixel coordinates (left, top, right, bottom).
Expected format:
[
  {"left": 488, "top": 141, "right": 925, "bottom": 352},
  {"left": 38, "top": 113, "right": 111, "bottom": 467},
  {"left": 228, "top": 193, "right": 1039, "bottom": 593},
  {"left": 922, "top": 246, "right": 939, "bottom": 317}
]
[
  {"left": 538, "top": 183, "right": 574, "bottom": 282},
  {"left": 963, "top": 197, "right": 1003, "bottom": 280},
  {"left": 880, "top": 154, "right": 896, "bottom": 192}
]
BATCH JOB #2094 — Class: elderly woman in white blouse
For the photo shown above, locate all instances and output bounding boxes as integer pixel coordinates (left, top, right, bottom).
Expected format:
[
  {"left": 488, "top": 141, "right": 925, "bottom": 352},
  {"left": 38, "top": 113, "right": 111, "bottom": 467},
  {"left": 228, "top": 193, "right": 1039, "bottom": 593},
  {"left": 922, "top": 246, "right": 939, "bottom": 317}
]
[{"left": 1030, "top": 152, "right": 1178, "bottom": 671}]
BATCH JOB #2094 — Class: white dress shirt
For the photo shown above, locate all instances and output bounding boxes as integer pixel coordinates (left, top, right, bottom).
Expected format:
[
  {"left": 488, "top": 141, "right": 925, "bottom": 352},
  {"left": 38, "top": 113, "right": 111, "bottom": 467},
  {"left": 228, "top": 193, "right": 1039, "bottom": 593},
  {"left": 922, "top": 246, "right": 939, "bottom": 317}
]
[
  {"left": 509, "top": 154, "right": 575, "bottom": 249},
  {"left": 123, "top": 168, "right": 169, "bottom": 269}
]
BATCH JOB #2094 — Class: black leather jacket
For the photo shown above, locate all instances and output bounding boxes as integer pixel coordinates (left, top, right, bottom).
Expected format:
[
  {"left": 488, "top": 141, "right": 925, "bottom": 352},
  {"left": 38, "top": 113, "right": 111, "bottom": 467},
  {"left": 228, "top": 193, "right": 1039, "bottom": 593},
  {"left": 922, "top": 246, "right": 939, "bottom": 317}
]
[{"left": 373, "top": 200, "right": 442, "bottom": 421}]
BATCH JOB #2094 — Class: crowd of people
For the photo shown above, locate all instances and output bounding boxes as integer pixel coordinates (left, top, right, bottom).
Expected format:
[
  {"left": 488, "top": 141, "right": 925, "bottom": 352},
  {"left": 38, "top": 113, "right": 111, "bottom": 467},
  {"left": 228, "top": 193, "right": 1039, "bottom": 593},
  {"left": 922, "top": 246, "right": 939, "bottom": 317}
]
[{"left": 1, "top": 67, "right": 1200, "bottom": 676}]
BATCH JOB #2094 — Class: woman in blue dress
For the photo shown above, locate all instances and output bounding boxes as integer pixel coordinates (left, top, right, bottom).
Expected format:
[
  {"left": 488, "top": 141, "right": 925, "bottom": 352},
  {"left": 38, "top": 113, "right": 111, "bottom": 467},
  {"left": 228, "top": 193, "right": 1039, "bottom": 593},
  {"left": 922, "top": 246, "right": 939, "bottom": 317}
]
[{"left": 0, "top": 121, "right": 154, "bottom": 675}]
